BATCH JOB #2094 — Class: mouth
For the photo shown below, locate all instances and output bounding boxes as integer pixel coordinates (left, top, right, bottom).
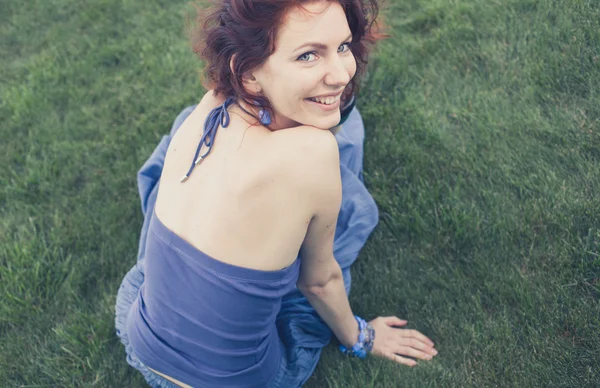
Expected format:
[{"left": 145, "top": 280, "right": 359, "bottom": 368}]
[
  {"left": 304, "top": 92, "right": 344, "bottom": 112},
  {"left": 306, "top": 93, "right": 342, "bottom": 106}
]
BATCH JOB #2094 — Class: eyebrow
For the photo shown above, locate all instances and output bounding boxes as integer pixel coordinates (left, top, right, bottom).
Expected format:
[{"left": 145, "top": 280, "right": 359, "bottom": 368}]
[{"left": 293, "top": 34, "right": 353, "bottom": 53}]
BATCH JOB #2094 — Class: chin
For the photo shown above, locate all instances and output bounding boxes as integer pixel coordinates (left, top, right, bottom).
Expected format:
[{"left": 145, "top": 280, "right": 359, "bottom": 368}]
[{"left": 304, "top": 116, "right": 340, "bottom": 130}]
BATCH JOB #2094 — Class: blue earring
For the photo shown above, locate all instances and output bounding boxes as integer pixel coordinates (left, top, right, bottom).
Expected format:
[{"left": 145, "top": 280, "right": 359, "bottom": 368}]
[{"left": 258, "top": 108, "right": 271, "bottom": 125}]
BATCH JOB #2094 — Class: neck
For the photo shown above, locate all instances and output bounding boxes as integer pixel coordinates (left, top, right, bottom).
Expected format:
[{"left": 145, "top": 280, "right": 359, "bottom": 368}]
[{"left": 233, "top": 99, "right": 300, "bottom": 132}]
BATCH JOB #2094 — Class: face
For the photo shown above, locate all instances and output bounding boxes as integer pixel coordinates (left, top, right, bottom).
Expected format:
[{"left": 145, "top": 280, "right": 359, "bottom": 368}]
[{"left": 249, "top": 1, "right": 357, "bottom": 130}]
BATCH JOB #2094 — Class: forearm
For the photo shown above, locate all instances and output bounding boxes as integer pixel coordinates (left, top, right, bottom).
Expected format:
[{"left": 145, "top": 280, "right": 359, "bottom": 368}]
[{"left": 298, "top": 267, "right": 359, "bottom": 348}]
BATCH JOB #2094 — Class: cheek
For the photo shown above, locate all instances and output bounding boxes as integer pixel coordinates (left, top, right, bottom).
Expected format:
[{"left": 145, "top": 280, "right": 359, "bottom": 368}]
[
  {"left": 260, "top": 60, "right": 289, "bottom": 96},
  {"left": 347, "top": 56, "right": 357, "bottom": 78},
  {"left": 287, "top": 72, "right": 320, "bottom": 101}
]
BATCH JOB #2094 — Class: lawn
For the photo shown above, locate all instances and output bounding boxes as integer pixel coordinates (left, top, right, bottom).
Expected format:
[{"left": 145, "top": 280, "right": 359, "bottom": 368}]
[{"left": 1, "top": 0, "right": 599, "bottom": 386}]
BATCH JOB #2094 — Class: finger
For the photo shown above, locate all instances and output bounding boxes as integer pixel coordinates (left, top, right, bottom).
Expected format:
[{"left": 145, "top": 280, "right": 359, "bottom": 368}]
[
  {"left": 393, "top": 345, "right": 435, "bottom": 361},
  {"left": 385, "top": 353, "right": 417, "bottom": 367},
  {"left": 399, "top": 329, "right": 435, "bottom": 347},
  {"left": 382, "top": 316, "right": 408, "bottom": 327},
  {"left": 397, "top": 337, "right": 438, "bottom": 355}
]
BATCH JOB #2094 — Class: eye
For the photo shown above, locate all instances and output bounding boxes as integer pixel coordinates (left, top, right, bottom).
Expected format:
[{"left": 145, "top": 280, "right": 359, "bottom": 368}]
[
  {"left": 338, "top": 42, "right": 352, "bottom": 53},
  {"left": 297, "top": 52, "right": 318, "bottom": 62}
]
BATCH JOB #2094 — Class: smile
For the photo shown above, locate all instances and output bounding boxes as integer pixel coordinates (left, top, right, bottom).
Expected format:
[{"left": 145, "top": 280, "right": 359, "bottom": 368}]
[
  {"left": 307, "top": 94, "right": 342, "bottom": 105},
  {"left": 305, "top": 96, "right": 342, "bottom": 112}
]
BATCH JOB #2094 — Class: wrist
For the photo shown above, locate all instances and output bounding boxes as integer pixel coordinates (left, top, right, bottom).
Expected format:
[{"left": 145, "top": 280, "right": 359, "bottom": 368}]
[
  {"left": 340, "top": 318, "right": 361, "bottom": 348},
  {"left": 339, "top": 316, "right": 376, "bottom": 359}
]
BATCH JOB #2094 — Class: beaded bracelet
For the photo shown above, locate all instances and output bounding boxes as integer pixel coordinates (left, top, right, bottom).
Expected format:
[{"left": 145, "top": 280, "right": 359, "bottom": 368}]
[{"left": 339, "top": 316, "right": 375, "bottom": 359}]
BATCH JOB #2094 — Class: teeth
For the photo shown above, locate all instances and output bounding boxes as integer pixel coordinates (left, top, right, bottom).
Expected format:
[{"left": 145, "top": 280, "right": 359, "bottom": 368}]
[{"left": 309, "top": 94, "right": 341, "bottom": 105}]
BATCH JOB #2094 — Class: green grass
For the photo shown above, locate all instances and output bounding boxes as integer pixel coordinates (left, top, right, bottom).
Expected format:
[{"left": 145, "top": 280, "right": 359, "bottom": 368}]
[{"left": 1, "top": 0, "right": 599, "bottom": 386}]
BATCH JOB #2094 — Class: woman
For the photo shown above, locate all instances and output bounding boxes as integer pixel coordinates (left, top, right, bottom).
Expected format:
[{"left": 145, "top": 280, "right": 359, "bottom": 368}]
[{"left": 115, "top": 0, "right": 438, "bottom": 387}]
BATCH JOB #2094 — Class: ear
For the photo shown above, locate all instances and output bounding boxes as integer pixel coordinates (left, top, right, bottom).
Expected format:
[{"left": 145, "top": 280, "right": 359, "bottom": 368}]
[
  {"left": 230, "top": 54, "right": 260, "bottom": 94},
  {"left": 229, "top": 54, "right": 236, "bottom": 75},
  {"left": 241, "top": 70, "right": 259, "bottom": 93}
]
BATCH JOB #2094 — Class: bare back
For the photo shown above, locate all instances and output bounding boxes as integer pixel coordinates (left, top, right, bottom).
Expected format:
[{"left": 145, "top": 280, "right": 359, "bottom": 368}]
[{"left": 154, "top": 92, "right": 316, "bottom": 271}]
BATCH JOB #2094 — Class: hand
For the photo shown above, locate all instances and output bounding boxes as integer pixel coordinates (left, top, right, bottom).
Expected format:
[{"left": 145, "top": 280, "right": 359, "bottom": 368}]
[{"left": 368, "top": 316, "right": 438, "bottom": 366}]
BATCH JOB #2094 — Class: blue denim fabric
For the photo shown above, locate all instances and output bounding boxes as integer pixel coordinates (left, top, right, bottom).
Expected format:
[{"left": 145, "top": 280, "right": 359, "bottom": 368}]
[{"left": 115, "top": 104, "right": 378, "bottom": 387}]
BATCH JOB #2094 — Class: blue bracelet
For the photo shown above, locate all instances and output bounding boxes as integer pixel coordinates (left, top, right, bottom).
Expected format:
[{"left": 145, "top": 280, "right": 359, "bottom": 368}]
[{"left": 339, "top": 316, "right": 375, "bottom": 359}]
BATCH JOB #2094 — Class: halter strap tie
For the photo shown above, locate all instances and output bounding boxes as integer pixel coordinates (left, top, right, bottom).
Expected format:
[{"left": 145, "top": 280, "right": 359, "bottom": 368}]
[{"left": 180, "top": 97, "right": 235, "bottom": 183}]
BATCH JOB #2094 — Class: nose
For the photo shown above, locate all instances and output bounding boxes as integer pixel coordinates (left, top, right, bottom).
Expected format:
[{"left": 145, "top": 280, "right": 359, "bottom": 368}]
[{"left": 323, "top": 55, "right": 351, "bottom": 87}]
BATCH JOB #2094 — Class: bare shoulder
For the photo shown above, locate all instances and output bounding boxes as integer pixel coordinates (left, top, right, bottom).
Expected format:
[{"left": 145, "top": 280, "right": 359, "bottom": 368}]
[
  {"left": 268, "top": 125, "right": 341, "bottom": 195},
  {"left": 272, "top": 125, "right": 339, "bottom": 164}
]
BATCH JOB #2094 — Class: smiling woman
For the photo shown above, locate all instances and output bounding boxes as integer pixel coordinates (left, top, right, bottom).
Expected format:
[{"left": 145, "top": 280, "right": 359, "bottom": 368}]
[{"left": 114, "top": 0, "right": 437, "bottom": 387}]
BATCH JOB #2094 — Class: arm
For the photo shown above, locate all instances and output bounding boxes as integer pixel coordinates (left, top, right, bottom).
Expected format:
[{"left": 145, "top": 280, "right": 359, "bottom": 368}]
[
  {"left": 290, "top": 127, "right": 438, "bottom": 365},
  {"left": 293, "top": 128, "right": 359, "bottom": 348},
  {"left": 297, "top": 257, "right": 359, "bottom": 348}
]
